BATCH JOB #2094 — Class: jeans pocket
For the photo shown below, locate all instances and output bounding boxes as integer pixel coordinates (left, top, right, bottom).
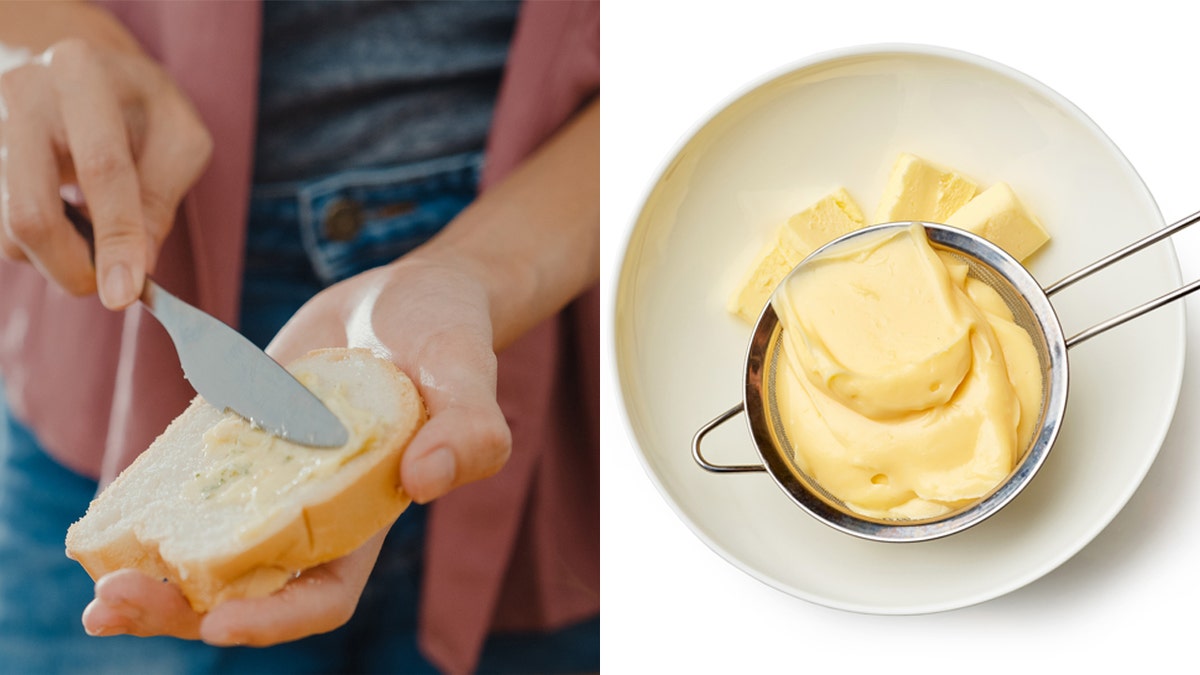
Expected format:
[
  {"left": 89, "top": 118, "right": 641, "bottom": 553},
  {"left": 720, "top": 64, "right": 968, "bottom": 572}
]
[{"left": 296, "top": 153, "right": 482, "bottom": 284}]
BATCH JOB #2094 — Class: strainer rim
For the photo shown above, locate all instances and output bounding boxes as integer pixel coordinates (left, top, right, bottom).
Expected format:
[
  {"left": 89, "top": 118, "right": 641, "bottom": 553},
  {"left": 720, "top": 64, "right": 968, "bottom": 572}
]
[{"left": 743, "top": 221, "right": 1070, "bottom": 542}]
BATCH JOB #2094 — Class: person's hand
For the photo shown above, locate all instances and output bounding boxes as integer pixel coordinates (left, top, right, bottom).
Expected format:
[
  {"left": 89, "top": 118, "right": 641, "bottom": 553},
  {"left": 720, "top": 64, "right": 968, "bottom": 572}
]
[
  {"left": 267, "top": 255, "right": 512, "bottom": 504},
  {"left": 0, "top": 8, "right": 211, "bottom": 309},
  {"left": 81, "top": 254, "right": 512, "bottom": 643},
  {"left": 82, "top": 529, "right": 389, "bottom": 644}
]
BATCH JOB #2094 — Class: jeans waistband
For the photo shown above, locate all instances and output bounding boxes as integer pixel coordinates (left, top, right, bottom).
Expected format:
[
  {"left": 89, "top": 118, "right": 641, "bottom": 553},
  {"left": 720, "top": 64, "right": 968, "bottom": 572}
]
[{"left": 246, "top": 151, "right": 483, "bottom": 286}]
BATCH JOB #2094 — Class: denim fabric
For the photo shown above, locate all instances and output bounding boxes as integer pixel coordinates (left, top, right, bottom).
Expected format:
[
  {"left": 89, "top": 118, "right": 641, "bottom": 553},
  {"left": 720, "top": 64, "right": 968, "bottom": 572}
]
[
  {"left": 0, "top": 154, "right": 599, "bottom": 673},
  {"left": 243, "top": 151, "right": 484, "bottom": 299}
]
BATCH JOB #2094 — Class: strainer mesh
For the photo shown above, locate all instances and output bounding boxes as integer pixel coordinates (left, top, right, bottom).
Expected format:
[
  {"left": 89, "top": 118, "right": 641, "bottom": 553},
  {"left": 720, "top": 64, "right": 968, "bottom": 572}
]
[{"left": 762, "top": 245, "right": 1053, "bottom": 522}]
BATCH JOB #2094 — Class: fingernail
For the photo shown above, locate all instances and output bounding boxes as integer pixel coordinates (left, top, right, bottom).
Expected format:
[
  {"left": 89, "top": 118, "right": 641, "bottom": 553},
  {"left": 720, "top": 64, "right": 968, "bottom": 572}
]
[
  {"left": 83, "top": 602, "right": 135, "bottom": 637},
  {"left": 408, "top": 448, "right": 455, "bottom": 503},
  {"left": 86, "top": 621, "right": 129, "bottom": 637},
  {"left": 102, "top": 263, "right": 133, "bottom": 308}
]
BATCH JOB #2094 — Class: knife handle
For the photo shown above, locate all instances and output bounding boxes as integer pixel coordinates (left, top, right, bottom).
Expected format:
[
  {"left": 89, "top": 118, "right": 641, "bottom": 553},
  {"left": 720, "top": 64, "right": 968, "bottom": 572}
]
[
  {"left": 62, "top": 199, "right": 160, "bottom": 307},
  {"left": 62, "top": 200, "right": 97, "bottom": 264}
]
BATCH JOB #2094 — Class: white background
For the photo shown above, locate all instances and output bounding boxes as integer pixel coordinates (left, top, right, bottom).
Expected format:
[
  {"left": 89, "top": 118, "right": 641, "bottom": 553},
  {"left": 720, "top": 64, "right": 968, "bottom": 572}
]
[{"left": 601, "top": 1, "right": 1200, "bottom": 671}]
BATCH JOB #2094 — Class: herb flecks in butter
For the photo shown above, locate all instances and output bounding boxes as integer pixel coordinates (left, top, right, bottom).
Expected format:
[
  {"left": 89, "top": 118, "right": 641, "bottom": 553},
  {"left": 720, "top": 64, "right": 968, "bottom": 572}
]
[{"left": 182, "top": 374, "right": 381, "bottom": 514}]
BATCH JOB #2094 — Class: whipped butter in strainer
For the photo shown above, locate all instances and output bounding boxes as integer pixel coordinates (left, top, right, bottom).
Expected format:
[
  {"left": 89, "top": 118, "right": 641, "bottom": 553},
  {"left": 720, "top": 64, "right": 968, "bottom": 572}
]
[
  {"left": 694, "top": 221, "right": 1068, "bottom": 542},
  {"left": 696, "top": 211, "right": 1200, "bottom": 541},
  {"left": 770, "top": 224, "right": 1043, "bottom": 520}
]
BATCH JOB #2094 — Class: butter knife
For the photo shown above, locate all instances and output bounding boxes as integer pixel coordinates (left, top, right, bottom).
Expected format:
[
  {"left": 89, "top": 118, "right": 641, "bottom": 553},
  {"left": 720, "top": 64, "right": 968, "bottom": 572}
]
[{"left": 65, "top": 201, "right": 349, "bottom": 448}]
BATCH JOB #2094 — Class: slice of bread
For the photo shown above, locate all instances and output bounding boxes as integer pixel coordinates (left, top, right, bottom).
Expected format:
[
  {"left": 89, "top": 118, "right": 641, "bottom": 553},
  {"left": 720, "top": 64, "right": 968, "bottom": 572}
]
[{"left": 65, "top": 347, "right": 426, "bottom": 613}]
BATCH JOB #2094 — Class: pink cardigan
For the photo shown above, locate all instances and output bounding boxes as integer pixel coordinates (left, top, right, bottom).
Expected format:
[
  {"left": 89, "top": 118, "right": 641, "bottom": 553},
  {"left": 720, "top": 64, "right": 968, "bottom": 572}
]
[{"left": 0, "top": 2, "right": 599, "bottom": 672}]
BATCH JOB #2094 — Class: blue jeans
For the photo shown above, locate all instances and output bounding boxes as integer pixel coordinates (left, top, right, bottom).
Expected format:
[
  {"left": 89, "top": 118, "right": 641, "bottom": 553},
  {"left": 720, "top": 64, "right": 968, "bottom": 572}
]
[{"left": 0, "top": 154, "right": 598, "bottom": 673}]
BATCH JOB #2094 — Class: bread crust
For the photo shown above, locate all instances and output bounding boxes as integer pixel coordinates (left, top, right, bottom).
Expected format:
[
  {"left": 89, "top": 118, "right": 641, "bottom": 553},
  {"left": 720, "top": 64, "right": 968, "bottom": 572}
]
[{"left": 65, "top": 348, "right": 426, "bottom": 613}]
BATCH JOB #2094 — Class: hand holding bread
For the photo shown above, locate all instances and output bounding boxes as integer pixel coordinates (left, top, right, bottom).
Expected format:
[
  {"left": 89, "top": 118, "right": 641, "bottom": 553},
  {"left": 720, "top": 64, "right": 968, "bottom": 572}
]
[
  {"left": 268, "top": 257, "right": 512, "bottom": 506},
  {"left": 77, "top": 256, "right": 513, "bottom": 645}
]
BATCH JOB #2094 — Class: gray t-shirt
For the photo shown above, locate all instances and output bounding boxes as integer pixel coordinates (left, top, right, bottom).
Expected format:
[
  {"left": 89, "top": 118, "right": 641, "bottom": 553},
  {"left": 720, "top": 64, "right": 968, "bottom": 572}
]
[{"left": 253, "top": 0, "right": 519, "bottom": 184}]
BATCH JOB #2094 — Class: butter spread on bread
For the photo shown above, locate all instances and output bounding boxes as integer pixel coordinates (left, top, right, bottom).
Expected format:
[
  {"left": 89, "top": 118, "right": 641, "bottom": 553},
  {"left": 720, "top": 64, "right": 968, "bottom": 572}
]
[
  {"left": 65, "top": 348, "right": 426, "bottom": 613},
  {"left": 185, "top": 376, "right": 380, "bottom": 518}
]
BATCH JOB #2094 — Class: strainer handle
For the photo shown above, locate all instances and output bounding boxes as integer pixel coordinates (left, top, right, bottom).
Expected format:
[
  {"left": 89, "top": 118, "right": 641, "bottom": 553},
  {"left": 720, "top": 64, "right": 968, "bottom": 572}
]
[
  {"left": 1043, "top": 208, "right": 1200, "bottom": 348},
  {"left": 1045, "top": 208, "right": 1200, "bottom": 296},
  {"left": 1065, "top": 276, "right": 1200, "bottom": 348},
  {"left": 692, "top": 403, "right": 768, "bottom": 473}
]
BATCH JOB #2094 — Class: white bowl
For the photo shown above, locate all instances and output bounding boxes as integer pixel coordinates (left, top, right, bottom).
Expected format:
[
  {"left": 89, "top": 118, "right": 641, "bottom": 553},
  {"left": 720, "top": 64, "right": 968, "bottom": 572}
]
[{"left": 613, "top": 43, "right": 1185, "bottom": 613}]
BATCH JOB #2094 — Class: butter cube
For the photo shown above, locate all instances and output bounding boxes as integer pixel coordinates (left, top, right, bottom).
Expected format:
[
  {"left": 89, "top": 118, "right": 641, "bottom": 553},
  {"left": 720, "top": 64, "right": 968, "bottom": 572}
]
[
  {"left": 730, "top": 188, "right": 865, "bottom": 322},
  {"left": 778, "top": 188, "right": 866, "bottom": 259},
  {"left": 729, "top": 246, "right": 794, "bottom": 323},
  {"left": 946, "top": 182, "right": 1049, "bottom": 261},
  {"left": 874, "top": 153, "right": 978, "bottom": 224}
]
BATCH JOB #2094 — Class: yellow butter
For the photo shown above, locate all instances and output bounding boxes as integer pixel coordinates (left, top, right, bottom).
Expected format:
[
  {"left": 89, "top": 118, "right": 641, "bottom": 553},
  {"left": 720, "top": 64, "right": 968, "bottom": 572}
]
[
  {"left": 183, "top": 374, "right": 381, "bottom": 532},
  {"left": 946, "top": 181, "right": 1049, "bottom": 261},
  {"left": 771, "top": 224, "right": 1041, "bottom": 519},
  {"left": 874, "top": 153, "right": 978, "bottom": 224},
  {"left": 729, "top": 188, "right": 864, "bottom": 322}
]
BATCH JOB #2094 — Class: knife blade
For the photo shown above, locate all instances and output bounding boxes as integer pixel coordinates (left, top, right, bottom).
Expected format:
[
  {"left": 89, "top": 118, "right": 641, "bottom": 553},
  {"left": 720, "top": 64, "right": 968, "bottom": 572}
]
[{"left": 64, "top": 201, "right": 349, "bottom": 448}]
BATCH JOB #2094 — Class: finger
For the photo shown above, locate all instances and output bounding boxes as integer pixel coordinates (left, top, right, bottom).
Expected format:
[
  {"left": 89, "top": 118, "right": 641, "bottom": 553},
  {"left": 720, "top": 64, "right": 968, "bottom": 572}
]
[
  {"left": 0, "top": 64, "right": 94, "bottom": 289},
  {"left": 0, "top": 117, "right": 20, "bottom": 261},
  {"left": 0, "top": 224, "right": 24, "bottom": 261},
  {"left": 83, "top": 569, "right": 202, "bottom": 639},
  {"left": 0, "top": 148, "right": 27, "bottom": 261},
  {"left": 131, "top": 69, "right": 212, "bottom": 272},
  {"left": 264, "top": 288, "right": 348, "bottom": 365},
  {"left": 82, "top": 598, "right": 135, "bottom": 637},
  {"left": 199, "top": 529, "right": 387, "bottom": 647},
  {"left": 401, "top": 397, "right": 511, "bottom": 504},
  {"left": 46, "top": 40, "right": 145, "bottom": 309},
  {"left": 399, "top": 338, "right": 510, "bottom": 503}
]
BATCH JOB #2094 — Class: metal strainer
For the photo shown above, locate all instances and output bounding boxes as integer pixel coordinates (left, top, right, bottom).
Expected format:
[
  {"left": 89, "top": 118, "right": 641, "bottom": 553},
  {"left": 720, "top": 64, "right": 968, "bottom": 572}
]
[{"left": 693, "top": 216, "right": 1200, "bottom": 543}]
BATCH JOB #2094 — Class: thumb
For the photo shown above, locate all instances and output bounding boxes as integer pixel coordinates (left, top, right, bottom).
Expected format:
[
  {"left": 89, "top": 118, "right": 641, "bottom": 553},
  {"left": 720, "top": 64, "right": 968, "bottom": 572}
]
[
  {"left": 264, "top": 297, "right": 348, "bottom": 365},
  {"left": 400, "top": 393, "right": 511, "bottom": 504}
]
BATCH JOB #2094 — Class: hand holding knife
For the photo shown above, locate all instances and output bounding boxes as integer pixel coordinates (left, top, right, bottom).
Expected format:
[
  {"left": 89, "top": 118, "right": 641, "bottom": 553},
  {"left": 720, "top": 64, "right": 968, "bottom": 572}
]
[{"left": 64, "top": 200, "right": 349, "bottom": 448}]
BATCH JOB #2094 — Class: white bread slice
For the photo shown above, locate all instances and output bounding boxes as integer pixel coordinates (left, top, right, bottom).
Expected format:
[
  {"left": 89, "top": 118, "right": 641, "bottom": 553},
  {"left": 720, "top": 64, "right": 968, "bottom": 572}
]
[{"left": 65, "top": 347, "right": 426, "bottom": 613}]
